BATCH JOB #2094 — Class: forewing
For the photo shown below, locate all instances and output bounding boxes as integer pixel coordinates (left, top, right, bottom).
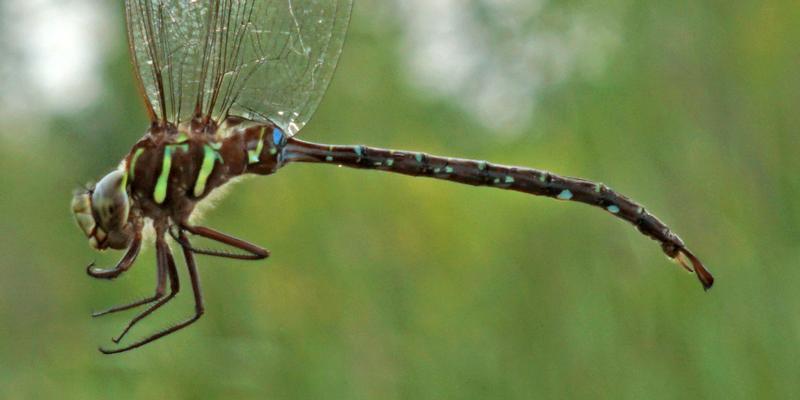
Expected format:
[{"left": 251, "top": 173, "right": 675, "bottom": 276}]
[{"left": 126, "top": 0, "right": 353, "bottom": 135}]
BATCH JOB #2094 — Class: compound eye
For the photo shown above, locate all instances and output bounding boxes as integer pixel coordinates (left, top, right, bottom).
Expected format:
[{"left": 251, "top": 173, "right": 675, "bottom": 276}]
[{"left": 91, "top": 170, "right": 130, "bottom": 232}]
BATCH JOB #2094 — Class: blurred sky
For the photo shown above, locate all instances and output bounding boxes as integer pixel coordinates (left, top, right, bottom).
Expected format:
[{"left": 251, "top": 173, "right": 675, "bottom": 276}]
[
  {"left": 0, "top": 0, "right": 112, "bottom": 116},
  {"left": 0, "top": 0, "right": 621, "bottom": 134}
]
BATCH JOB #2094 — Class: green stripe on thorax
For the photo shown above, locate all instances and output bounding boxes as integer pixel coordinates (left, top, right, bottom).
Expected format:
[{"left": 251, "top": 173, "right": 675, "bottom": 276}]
[
  {"left": 247, "top": 127, "right": 266, "bottom": 164},
  {"left": 153, "top": 136, "right": 191, "bottom": 204},
  {"left": 154, "top": 146, "right": 173, "bottom": 204},
  {"left": 194, "top": 144, "right": 224, "bottom": 197},
  {"left": 129, "top": 148, "right": 145, "bottom": 180}
]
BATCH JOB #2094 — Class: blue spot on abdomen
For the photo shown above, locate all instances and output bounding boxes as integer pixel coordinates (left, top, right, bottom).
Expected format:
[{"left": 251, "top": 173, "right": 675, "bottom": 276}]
[{"left": 273, "top": 127, "right": 285, "bottom": 146}]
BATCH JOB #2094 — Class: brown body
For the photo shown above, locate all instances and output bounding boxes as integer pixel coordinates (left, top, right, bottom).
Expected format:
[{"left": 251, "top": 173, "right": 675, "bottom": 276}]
[
  {"left": 284, "top": 139, "right": 715, "bottom": 289},
  {"left": 76, "top": 0, "right": 710, "bottom": 355},
  {"left": 77, "top": 116, "right": 712, "bottom": 355},
  {"left": 125, "top": 118, "right": 284, "bottom": 230}
]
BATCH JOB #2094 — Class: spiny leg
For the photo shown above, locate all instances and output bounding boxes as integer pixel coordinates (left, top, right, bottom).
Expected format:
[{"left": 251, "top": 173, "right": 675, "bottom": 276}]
[
  {"left": 111, "top": 233, "right": 180, "bottom": 344},
  {"left": 86, "top": 233, "right": 142, "bottom": 279},
  {"left": 92, "top": 248, "right": 167, "bottom": 317},
  {"left": 100, "top": 231, "right": 205, "bottom": 355},
  {"left": 173, "top": 224, "right": 269, "bottom": 260}
]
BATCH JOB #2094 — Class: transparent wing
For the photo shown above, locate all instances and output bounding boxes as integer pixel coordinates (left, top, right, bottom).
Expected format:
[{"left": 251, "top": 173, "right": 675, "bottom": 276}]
[{"left": 126, "top": 0, "right": 353, "bottom": 135}]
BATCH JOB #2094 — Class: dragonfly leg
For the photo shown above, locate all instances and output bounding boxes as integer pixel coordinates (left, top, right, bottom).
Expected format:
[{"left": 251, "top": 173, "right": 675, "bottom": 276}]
[
  {"left": 172, "top": 224, "right": 269, "bottom": 260},
  {"left": 111, "top": 233, "right": 180, "bottom": 344},
  {"left": 99, "top": 231, "right": 204, "bottom": 354},
  {"left": 86, "top": 233, "right": 142, "bottom": 279},
  {"left": 92, "top": 248, "right": 167, "bottom": 318}
]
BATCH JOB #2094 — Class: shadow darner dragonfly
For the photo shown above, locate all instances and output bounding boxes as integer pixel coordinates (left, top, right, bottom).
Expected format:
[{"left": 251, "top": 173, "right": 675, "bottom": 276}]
[{"left": 71, "top": 0, "right": 713, "bottom": 354}]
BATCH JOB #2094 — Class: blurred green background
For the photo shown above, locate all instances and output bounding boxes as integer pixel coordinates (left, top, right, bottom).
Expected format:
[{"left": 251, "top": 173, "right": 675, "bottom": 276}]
[{"left": 0, "top": 0, "right": 798, "bottom": 398}]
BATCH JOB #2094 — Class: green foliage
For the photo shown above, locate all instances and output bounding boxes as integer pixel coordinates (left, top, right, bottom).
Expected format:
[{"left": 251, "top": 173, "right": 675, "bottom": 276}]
[{"left": 0, "top": 1, "right": 798, "bottom": 398}]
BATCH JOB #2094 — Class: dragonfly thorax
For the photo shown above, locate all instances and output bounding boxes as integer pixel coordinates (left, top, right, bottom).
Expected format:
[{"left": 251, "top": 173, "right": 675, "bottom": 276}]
[{"left": 72, "top": 119, "right": 289, "bottom": 251}]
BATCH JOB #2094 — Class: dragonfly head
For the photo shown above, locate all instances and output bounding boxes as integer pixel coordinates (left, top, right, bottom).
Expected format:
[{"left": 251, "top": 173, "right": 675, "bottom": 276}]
[{"left": 71, "top": 169, "right": 134, "bottom": 250}]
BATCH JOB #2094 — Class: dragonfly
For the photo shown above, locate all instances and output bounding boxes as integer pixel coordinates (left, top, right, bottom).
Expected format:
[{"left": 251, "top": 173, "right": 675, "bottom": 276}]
[{"left": 71, "top": 0, "right": 713, "bottom": 354}]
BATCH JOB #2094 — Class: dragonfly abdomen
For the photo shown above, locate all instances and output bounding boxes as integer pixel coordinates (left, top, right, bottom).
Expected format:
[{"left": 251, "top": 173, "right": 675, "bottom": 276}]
[{"left": 283, "top": 138, "right": 713, "bottom": 290}]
